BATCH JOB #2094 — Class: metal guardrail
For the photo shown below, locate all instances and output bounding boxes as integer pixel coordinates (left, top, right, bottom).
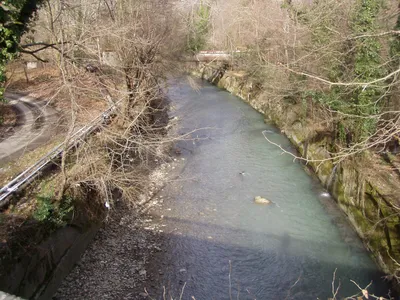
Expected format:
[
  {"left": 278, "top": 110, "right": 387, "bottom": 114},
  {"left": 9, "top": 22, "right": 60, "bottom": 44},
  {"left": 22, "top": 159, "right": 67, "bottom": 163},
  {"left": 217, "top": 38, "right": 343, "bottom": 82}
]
[
  {"left": 0, "top": 99, "right": 121, "bottom": 207},
  {"left": 0, "top": 291, "right": 24, "bottom": 300}
]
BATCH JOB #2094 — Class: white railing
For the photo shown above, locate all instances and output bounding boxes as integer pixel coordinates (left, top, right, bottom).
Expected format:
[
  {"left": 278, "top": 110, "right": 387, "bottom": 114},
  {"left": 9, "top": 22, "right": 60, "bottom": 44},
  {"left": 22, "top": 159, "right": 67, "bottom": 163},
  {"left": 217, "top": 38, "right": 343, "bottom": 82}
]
[{"left": 0, "top": 99, "right": 121, "bottom": 207}]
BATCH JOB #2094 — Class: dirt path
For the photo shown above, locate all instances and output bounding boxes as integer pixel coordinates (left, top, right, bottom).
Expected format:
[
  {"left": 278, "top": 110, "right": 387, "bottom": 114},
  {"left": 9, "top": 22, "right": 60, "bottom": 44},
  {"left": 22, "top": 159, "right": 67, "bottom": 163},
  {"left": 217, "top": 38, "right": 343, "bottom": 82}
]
[{"left": 0, "top": 92, "right": 59, "bottom": 165}]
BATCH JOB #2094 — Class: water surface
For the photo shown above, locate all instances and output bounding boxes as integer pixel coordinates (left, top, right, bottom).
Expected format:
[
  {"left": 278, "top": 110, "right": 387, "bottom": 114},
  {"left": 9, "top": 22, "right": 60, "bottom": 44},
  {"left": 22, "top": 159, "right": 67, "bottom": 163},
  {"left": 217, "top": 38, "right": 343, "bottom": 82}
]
[{"left": 150, "top": 78, "right": 388, "bottom": 299}]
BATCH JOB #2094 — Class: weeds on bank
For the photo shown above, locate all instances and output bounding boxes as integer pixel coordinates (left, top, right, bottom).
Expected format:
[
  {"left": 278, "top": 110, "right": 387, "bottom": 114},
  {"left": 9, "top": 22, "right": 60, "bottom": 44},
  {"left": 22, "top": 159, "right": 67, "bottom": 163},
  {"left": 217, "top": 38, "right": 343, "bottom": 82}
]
[{"left": 33, "top": 195, "right": 74, "bottom": 228}]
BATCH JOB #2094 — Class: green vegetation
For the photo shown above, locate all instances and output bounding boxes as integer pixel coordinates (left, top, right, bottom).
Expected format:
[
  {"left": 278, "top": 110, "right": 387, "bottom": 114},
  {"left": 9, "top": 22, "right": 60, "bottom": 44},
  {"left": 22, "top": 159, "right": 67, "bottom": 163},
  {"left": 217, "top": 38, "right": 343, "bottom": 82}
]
[
  {"left": 197, "top": 0, "right": 400, "bottom": 280},
  {"left": 298, "top": 0, "right": 389, "bottom": 143},
  {"left": 351, "top": 0, "right": 386, "bottom": 138},
  {"left": 0, "top": 0, "right": 43, "bottom": 100},
  {"left": 33, "top": 194, "right": 74, "bottom": 228},
  {"left": 390, "top": 5, "right": 400, "bottom": 65},
  {"left": 187, "top": 1, "right": 210, "bottom": 53}
]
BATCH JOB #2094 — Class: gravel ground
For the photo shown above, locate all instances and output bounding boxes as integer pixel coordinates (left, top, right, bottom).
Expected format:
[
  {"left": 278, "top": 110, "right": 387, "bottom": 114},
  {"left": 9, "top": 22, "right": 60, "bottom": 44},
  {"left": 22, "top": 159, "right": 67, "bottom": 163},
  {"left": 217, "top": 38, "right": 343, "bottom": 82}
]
[
  {"left": 54, "top": 206, "right": 165, "bottom": 300},
  {"left": 53, "top": 159, "right": 182, "bottom": 300}
]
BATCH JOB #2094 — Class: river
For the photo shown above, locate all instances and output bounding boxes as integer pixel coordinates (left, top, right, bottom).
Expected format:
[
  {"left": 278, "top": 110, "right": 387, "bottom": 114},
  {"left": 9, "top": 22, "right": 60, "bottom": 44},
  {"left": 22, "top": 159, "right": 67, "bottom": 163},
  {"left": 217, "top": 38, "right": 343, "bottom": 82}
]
[
  {"left": 55, "top": 78, "right": 389, "bottom": 300},
  {"left": 145, "top": 78, "right": 388, "bottom": 299}
]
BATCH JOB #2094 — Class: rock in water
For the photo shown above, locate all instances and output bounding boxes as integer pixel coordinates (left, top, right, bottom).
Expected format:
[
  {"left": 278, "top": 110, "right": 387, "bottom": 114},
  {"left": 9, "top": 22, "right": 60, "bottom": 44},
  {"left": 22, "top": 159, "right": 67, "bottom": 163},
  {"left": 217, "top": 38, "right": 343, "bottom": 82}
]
[{"left": 254, "top": 196, "right": 271, "bottom": 205}]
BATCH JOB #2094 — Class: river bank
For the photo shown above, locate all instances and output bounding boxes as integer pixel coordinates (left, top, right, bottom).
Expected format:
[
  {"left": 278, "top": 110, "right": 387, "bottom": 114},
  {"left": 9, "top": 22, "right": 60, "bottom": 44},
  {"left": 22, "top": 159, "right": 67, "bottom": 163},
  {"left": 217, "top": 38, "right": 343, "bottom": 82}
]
[
  {"left": 192, "top": 64, "right": 400, "bottom": 285},
  {"left": 51, "top": 78, "right": 392, "bottom": 299},
  {"left": 0, "top": 80, "right": 174, "bottom": 298},
  {"left": 53, "top": 199, "right": 167, "bottom": 299},
  {"left": 53, "top": 154, "right": 186, "bottom": 300},
  {"left": 0, "top": 154, "right": 178, "bottom": 299}
]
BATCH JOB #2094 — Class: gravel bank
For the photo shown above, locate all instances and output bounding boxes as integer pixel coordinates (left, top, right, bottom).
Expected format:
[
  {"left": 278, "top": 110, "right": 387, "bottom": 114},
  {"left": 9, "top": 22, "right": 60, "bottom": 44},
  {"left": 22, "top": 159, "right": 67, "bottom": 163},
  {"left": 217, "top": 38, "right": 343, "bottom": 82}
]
[
  {"left": 54, "top": 205, "right": 165, "bottom": 300},
  {"left": 53, "top": 159, "right": 183, "bottom": 300}
]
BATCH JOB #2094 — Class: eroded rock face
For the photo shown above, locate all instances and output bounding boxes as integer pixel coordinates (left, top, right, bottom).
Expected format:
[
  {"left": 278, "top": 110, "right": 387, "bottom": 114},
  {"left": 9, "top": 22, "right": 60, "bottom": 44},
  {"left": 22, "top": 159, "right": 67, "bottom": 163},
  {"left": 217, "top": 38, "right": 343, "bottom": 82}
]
[
  {"left": 254, "top": 196, "right": 271, "bottom": 205},
  {"left": 195, "top": 64, "right": 400, "bottom": 282}
]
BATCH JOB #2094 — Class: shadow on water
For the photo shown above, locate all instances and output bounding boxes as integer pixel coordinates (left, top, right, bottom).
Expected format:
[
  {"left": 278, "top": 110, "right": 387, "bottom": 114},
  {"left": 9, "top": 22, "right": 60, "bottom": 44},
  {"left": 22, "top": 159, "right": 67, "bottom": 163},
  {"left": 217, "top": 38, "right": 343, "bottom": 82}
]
[
  {"left": 144, "top": 216, "right": 391, "bottom": 300},
  {"left": 145, "top": 78, "right": 395, "bottom": 300}
]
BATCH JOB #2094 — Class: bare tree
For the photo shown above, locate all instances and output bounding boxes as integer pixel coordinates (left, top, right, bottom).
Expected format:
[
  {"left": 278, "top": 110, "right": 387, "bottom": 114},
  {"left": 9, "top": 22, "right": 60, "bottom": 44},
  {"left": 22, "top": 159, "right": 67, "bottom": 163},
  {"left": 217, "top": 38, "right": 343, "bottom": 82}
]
[{"left": 14, "top": 0, "right": 188, "bottom": 213}]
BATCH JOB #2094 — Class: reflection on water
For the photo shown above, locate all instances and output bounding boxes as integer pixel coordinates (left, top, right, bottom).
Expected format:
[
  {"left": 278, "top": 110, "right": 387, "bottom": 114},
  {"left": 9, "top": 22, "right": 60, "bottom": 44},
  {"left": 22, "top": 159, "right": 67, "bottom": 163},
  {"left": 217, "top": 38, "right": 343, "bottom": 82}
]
[
  {"left": 320, "top": 192, "right": 331, "bottom": 197},
  {"left": 149, "top": 78, "right": 389, "bottom": 299}
]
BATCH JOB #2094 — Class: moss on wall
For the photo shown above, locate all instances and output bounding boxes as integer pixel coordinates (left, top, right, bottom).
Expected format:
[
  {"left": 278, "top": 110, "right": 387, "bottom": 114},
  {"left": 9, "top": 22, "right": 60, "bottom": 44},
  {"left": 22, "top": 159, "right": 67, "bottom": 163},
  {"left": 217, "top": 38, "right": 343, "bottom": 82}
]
[{"left": 195, "top": 64, "right": 400, "bottom": 279}]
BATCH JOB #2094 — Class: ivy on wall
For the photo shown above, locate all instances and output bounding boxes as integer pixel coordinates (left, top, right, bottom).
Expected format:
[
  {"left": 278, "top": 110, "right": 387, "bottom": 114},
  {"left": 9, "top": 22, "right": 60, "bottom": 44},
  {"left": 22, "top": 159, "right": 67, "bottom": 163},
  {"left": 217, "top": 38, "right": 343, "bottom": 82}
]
[
  {"left": 351, "top": 0, "right": 387, "bottom": 139},
  {"left": 299, "top": 0, "right": 389, "bottom": 143}
]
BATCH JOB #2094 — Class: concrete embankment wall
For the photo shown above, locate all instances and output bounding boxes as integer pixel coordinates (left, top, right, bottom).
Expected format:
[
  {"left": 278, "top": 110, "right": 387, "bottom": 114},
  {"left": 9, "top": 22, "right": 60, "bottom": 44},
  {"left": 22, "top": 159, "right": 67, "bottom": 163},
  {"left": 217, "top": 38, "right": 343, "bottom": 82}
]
[
  {"left": 193, "top": 65, "right": 400, "bottom": 280},
  {"left": 0, "top": 220, "right": 100, "bottom": 299}
]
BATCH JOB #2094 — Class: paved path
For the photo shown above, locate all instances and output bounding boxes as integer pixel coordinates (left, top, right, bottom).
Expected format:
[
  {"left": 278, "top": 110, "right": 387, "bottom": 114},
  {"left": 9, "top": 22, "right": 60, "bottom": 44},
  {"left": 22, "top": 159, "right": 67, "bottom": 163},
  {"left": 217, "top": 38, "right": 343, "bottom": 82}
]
[{"left": 0, "top": 92, "right": 58, "bottom": 165}]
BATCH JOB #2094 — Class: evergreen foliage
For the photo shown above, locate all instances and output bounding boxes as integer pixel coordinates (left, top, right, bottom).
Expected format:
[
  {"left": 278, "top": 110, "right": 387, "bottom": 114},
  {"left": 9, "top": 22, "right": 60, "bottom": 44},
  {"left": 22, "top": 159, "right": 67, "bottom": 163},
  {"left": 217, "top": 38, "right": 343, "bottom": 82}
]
[
  {"left": 301, "top": 0, "right": 389, "bottom": 142},
  {"left": 0, "top": 0, "right": 44, "bottom": 99},
  {"left": 187, "top": 1, "right": 210, "bottom": 53}
]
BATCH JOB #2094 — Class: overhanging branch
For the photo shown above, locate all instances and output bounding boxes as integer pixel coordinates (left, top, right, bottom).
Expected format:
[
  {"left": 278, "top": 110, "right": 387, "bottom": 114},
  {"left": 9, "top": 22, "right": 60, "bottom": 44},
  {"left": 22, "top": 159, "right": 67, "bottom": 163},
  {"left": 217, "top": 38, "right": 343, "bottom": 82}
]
[
  {"left": 19, "top": 41, "right": 73, "bottom": 61},
  {"left": 280, "top": 63, "right": 400, "bottom": 88}
]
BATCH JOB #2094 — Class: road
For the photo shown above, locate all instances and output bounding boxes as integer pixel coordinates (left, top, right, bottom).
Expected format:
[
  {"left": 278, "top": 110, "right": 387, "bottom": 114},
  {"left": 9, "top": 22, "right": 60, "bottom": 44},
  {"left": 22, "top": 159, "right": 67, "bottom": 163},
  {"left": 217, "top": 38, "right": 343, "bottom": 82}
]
[{"left": 0, "top": 92, "right": 58, "bottom": 165}]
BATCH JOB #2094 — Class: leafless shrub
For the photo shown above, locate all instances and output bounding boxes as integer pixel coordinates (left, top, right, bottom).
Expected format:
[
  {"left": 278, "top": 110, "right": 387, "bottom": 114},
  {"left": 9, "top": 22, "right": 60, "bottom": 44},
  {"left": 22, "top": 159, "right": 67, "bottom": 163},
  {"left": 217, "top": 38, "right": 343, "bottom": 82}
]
[{"left": 16, "top": 0, "right": 189, "bottom": 215}]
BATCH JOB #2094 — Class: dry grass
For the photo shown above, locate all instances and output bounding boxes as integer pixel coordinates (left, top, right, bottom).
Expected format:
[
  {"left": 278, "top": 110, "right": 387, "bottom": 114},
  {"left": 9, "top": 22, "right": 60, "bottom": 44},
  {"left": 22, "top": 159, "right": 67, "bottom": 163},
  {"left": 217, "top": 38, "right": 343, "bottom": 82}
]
[
  {"left": 0, "top": 104, "right": 17, "bottom": 141},
  {"left": 0, "top": 61, "right": 114, "bottom": 193},
  {"left": 6, "top": 62, "right": 108, "bottom": 126},
  {"left": 0, "top": 137, "right": 63, "bottom": 185}
]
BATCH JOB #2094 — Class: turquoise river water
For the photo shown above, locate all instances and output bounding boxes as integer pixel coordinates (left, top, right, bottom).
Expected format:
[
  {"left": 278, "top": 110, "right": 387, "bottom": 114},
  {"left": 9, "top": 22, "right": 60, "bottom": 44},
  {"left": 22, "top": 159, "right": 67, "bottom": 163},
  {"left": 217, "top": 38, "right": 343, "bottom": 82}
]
[{"left": 147, "top": 78, "right": 390, "bottom": 299}]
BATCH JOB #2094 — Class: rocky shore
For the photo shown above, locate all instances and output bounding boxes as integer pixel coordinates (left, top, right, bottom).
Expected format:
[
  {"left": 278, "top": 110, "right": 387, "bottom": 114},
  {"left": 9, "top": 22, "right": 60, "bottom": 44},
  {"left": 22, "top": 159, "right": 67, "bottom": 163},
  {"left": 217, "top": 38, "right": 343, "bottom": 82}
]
[
  {"left": 53, "top": 204, "right": 165, "bottom": 300},
  {"left": 53, "top": 156, "right": 185, "bottom": 300}
]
